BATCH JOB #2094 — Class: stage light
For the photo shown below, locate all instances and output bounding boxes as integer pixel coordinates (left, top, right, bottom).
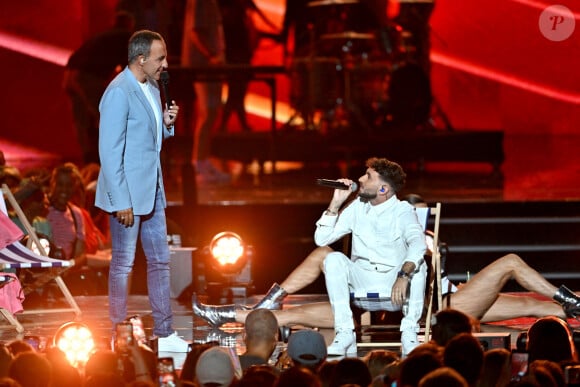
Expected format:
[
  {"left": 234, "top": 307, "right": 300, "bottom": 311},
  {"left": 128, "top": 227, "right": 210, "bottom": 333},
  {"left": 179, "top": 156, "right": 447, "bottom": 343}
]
[
  {"left": 53, "top": 322, "right": 95, "bottom": 367},
  {"left": 202, "top": 231, "right": 254, "bottom": 302},
  {"left": 208, "top": 231, "right": 247, "bottom": 274}
]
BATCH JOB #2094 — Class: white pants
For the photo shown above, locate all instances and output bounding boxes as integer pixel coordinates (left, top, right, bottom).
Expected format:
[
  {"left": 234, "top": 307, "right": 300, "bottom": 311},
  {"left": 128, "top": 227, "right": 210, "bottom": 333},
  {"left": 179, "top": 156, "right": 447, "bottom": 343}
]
[{"left": 323, "top": 251, "right": 427, "bottom": 333}]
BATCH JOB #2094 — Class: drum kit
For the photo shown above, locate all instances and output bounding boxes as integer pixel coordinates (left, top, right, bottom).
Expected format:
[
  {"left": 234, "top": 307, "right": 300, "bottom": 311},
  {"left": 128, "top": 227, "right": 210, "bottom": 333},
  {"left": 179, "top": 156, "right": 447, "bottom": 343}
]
[{"left": 288, "top": 0, "right": 432, "bottom": 132}]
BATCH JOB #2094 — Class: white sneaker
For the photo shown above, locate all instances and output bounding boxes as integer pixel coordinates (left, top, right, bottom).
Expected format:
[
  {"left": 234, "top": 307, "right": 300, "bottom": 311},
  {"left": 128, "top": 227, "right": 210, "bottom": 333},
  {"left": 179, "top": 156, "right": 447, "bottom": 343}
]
[
  {"left": 158, "top": 332, "right": 189, "bottom": 353},
  {"left": 401, "top": 330, "right": 419, "bottom": 358},
  {"left": 327, "top": 330, "right": 357, "bottom": 357}
]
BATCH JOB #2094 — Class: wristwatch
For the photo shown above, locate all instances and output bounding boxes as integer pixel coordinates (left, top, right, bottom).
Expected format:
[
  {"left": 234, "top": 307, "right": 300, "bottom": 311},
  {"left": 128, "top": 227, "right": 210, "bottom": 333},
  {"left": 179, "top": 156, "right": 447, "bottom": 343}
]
[{"left": 397, "top": 270, "right": 411, "bottom": 279}]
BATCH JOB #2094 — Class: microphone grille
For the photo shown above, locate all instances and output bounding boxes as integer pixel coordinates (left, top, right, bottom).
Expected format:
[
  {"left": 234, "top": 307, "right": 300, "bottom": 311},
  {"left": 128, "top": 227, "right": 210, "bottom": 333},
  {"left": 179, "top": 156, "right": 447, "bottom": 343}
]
[
  {"left": 350, "top": 182, "right": 358, "bottom": 192},
  {"left": 160, "top": 71, "right": 170, "bottom": 83}
]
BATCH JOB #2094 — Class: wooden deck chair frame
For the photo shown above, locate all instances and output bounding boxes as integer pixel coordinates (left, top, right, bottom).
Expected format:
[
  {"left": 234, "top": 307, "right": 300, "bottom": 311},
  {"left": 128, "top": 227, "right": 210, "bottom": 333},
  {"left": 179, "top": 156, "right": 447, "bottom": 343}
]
[
  {"left": 356, "top": 202, "right": 442, "bottom": 348},
  {"left": 1, "top": 184, "right": 82, "bottom": 332}
]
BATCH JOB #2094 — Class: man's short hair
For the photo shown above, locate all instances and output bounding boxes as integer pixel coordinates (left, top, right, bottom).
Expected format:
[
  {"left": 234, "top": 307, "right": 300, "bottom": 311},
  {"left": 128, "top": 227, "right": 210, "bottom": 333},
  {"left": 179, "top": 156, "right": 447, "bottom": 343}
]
[
  {"left": 366, "top": 157, "right": 406, "bottom": 192},
  {"left": 128, "top": 30, "right": 163, "bottom": 64},
  {"left": 245, "top": 309, "right": 279, "bottom": 344}
]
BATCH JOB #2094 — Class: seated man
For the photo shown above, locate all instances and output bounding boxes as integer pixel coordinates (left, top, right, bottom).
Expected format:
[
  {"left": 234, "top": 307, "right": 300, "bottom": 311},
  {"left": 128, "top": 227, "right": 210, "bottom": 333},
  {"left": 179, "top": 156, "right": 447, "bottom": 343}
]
[
  {"left": 197, "top": 158, "right": 428, "bottom": 357},
  {"left": 314, "top": 157, "right": 427, "bottom": 357}
]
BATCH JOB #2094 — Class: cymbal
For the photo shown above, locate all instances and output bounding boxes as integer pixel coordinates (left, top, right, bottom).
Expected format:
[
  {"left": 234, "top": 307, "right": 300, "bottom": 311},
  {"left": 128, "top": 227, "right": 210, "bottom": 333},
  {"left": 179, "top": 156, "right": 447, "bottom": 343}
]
[
  {"left": 320, "top": 31, "right": 375, "bottom": 40},
  {"left": 308, "top": 0, "right": 359, "bottom": 7}
]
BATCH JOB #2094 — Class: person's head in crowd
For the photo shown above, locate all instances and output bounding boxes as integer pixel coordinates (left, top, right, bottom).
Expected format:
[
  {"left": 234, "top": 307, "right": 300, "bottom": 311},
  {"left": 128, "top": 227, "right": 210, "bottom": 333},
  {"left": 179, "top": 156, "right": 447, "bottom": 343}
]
[
  {"left": 85, "top": 349, "right": 121, "bottom": 380},
  {"left": 399, "top": 350, "right": 442, "bottom": 387},
  {"left": 529, "top": 359, "right": 565, "bottom": 387},
  {"left": 477, "top": 348, "right": 511, "bottom": 387},
  {"left": 329, "top": 357, "right": 372, "bottom": 387},
  {"left": 13, "top": 179, "right": 49, "bottom": 222},
  {"left": 380, "top": 359, "right": 402, "bottom": 387},
  {"left": 179, "top": 342, "right": 215, "bottom": 382},
  {"left": 0, "top": 165, "right": 21, "bottom": 190},
  {"left": 418, "top": 367, "right": 468, "bottom": 387},
  {"left": 195, "top": 346, "right": 238, "bottom": 387},
  {"left": 237, "top": 364, "right": 279, "bottom": 387},
  {"left": 7, "top": 340, "right": 35, "bottom": 357},
  {"left": 362, "top": 349, "right": 399, "bottom": 380},
  {"left": 274, "top": 365, "right": 322, "bottom": 387},
  {"left": 443, "top": 333, "right": 483, "bottom": 387},
  {"left": 431, "top": 309, "right": 473, "bottom": 347},
  {"left": 9, "top": 351, "right": 52, "bottom": 387},
  {"left": 48, "top": 163, "right": 85, "bottom": 211},
  {"left": 287, "top": 329, "right": 327, "bottom": 370},
  {"left": 244, "top": 308, "right": 279, "bottom": 361},
  {"left": 44, "top": 347, "right": 82, "bottom": 387},
  {"left": 526, "top": 315, "right": 578, "bottom": 363},
  {"left": 519, "top": 363, "right": 558, "bottom": 387},
  {"left": 318, "top": 359, "right": 338, "bottom": 387}
]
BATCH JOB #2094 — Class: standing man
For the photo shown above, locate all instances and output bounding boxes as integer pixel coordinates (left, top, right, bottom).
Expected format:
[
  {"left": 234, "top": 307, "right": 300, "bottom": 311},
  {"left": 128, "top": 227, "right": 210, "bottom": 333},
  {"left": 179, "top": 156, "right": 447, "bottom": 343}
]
[
  {"left": 315, "top": 157, "right": 427, "bottom": 357},
  {"left": 95, "top": 30, "right": 188, "bottom": 352}
]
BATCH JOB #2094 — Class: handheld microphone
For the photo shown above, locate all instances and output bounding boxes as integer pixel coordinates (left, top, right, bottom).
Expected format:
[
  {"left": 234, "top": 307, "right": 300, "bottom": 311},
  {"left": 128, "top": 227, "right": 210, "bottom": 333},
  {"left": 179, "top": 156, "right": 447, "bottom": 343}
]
[
  {"left": 316, "top": 179, "right": 358, "bottom": 192},
  {"left": 160, "top": 71, "right": 174, "bottom": 119}
]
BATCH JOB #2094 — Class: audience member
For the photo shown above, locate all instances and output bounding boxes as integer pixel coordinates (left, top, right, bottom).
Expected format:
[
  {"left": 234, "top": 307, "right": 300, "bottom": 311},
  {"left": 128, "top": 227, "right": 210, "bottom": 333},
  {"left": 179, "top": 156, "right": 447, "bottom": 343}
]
[
  {"left": 418, "top": 367, "right": 468, "bottom": 387},
  {"left": 329, "top": 357, "right": 372, "bottom": 387},
  {"left": 181, "top": 0, "right": 230, "bottom": 184},
  {"left": 8, "top": 351, "right": 52, "bottom": 387},
  {"left": 10, "top": 179, "right": 52, "bottom": 242},
  {"left": 195, "top": 346, "right": 238, "bottom": 387},
  {"left": 0, "top": 165, "right": 21, "bottom": 190},
  {"left": 526, "top": 315, "right": 578, "bottom": 363},
  {"left": 6, "top": 340, "right": 34, "bottom": 357},
  {"left": 286, "top": 329, "right": 327, "bottom": 371},
  {"left": 398, "top": 350, "right": 442, "bottom": 387},
  {"left": 237, "top": 364, "right": 279, "bottom": 387},
  {"left": 239, "top": 308, "right": 279, "bottom": 370},
  {"left": 180, "top": 342, "right": 216, "bottom": 382},
  {"left": 430, "top": 309, "right": 474, "bottom": 347},
  {"left": 477, "top": 348, "right": 511, "bottom": 387},
  {"left": 318, "top": 359, "right": 338, "bottom": 387},
  {"left": 46, "top": 163, "right": 87, "bottom": 261},
  {"left": 362, "top": 349, "right": 399, "bottom": 380},
  {"left": 528, "top": 359, "right": 565, "bottom": 387},
  {"left": 275, "top": 365, "right": 322, "bottom": 387},
  {"left": 443, "top": 333, "right": 483, "bottom": 387},
  {"left": 43, "top": 347, "right": 82, "bottom": 387},
  {"left": 63, "top": 11, "right": 135, "bottom": 164}
]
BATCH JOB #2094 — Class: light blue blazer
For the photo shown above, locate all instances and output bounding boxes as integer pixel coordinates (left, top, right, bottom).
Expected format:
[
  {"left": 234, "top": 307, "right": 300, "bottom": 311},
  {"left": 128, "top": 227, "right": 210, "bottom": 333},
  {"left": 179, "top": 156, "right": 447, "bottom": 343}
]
[{"left": 95, "top": 67, "right": 173, "bottom": 216}]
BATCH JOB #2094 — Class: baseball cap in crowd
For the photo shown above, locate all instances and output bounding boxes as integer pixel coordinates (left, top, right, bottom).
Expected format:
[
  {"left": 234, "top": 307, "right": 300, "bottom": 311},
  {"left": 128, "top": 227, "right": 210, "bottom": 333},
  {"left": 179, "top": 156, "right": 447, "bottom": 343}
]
[
  {"left": 287, "top": 329, "right": 327, "bottom": 366},
  {"left": 195, "top": 346, "right": 236, "bottom": 387}
]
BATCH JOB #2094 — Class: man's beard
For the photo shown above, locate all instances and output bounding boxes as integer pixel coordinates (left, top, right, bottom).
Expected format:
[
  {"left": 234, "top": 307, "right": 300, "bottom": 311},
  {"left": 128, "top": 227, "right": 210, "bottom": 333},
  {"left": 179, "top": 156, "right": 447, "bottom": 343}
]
[{"left": 358, "top": 191, "right": 377, "bottom": 202}]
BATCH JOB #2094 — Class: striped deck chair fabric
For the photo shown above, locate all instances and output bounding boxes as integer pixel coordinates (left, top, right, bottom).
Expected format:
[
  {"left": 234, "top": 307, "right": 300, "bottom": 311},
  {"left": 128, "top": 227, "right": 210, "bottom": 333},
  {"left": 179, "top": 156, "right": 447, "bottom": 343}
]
[{"left": 0, "top": 184, "right": 81, "bottom": 332}]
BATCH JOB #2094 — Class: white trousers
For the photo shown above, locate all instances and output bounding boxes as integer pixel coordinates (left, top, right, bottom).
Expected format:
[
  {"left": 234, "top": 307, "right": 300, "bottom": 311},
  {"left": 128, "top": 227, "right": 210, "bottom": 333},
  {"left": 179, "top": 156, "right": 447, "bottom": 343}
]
[{"left": 323, "top": 251, "right": 427, "bottom": 333}]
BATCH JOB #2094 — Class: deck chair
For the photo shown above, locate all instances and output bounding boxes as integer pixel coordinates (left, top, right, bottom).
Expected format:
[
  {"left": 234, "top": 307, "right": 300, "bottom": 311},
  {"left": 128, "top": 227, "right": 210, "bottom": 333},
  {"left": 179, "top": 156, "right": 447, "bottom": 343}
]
[
  {"left": 355, "top": 202, "right": 442, "bottom": 348},
  {"left": 0, "top": 184, "right": 82, "bottom": 332}
]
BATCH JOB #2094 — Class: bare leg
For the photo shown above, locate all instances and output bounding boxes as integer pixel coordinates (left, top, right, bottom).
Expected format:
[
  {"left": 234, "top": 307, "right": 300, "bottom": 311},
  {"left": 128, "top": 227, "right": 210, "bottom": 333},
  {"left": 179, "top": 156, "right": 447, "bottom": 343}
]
[
  {"left": 279, "top": 246, "right": 332, "bottom": 293},
  {"left": 236, "top": 302, "right": 334, "bottom": 328},
  {"left": 480, "top": 294, "right": 564, "bottom": 322},
  {"left": 451, "top": 254, "right": 559, "bottom": 320}
]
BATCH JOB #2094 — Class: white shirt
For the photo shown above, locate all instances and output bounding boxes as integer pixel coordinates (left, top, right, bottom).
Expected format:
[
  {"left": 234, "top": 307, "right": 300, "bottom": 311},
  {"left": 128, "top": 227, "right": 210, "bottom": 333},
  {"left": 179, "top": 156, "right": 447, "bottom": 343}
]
[
  {"left": 139, "top": 80, "right": 162, "bottom": 148},
  {"left": 315, "top": 195, "right": 427, "bottom": 268}
]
